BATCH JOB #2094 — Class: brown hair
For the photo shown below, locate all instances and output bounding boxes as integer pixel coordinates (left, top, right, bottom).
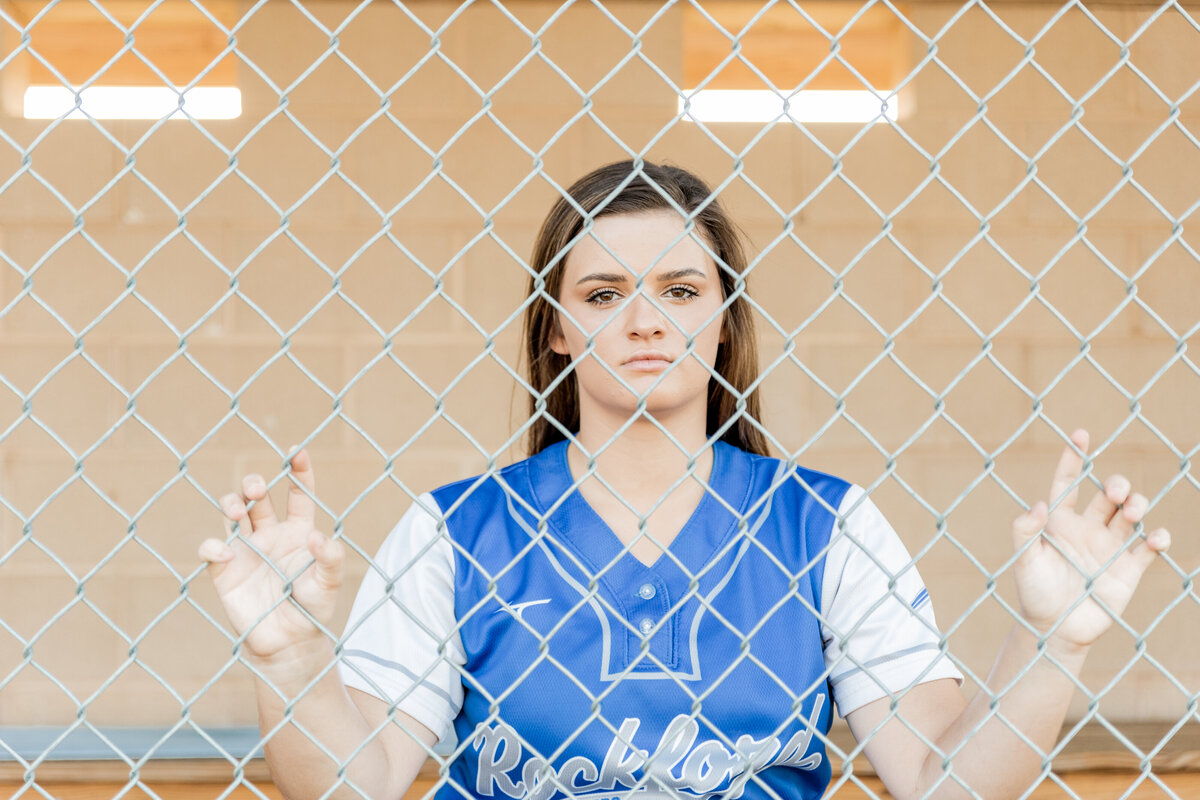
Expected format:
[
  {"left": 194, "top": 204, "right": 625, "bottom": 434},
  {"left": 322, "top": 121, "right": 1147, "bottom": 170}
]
[{"left": 522, "top": 160, "right": 768, "bottom": 457}]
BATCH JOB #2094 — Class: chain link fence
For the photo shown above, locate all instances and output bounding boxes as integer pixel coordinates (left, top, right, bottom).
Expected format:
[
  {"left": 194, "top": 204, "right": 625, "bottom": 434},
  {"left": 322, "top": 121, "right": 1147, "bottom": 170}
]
[{"left": 0, "top": 0, "right": 1197, "bottom": 798}]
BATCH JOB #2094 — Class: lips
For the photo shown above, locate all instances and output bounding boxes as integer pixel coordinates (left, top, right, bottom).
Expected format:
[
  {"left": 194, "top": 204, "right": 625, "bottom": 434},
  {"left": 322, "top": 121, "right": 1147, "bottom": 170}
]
[{"left": 622, "top": 351, "right": 673, "bottom": 371}]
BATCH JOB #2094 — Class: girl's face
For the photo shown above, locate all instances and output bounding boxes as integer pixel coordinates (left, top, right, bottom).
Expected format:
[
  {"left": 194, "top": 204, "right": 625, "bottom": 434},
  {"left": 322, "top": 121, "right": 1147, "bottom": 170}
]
[{"left": 551, "top": 210, "right": 726, "bottom": 431}]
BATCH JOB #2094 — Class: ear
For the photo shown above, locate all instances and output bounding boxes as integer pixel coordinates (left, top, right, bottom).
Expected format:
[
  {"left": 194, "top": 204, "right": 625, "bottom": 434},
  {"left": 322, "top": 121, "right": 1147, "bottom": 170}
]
[{"left": 549, "top": 316, "right": 570, "bottom": 356}]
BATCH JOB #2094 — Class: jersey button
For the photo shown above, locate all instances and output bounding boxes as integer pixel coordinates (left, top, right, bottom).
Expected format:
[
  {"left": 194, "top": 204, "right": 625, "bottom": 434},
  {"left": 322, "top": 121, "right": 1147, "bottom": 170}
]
[
  {"left": 638, "top": 618, "right": 654, "bottom": 636},
  {"left": 637, "top": 583, "right": 656, "bottom": 600}
]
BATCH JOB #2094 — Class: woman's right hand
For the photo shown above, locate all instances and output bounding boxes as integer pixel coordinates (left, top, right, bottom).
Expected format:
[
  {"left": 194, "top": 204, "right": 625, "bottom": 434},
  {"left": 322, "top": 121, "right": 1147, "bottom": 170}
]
[{"left": 198, "top": 448, "right": 345, "bottom": 667}]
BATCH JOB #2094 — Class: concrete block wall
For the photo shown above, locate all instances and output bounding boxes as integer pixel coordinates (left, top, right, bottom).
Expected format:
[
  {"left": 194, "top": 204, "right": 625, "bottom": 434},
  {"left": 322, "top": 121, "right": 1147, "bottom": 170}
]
[{"left": 0, "top": 0, "right": 1196, "bottom": 731}]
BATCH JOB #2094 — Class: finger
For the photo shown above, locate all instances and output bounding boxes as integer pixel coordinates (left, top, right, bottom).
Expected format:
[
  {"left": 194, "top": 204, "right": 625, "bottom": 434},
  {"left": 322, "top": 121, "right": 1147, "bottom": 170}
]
[
  {"left": 1110, "top": 492, "right": 1149, "bottom": 538},
  {"left": 241, "top": 473, "right": 278, "bottom": 531},
  {"left": 220, "top": 493, "right": 246, "bottom": 536},
  {"left": 286, "top": 446, "right": 317, "bottom": 524},
  {"left": 307, "top": 529, "right": 344, "bottom": 591},
  {"left": 1123, "top": 527, "right": 1171, "bottom": 578},
  {"left": 1011, "top": 501, "right": 1048, "bottom": 562},
  {"left": 1147, "top": 527, "right": 1171, "bottom": 553},
  {"left": 198, "top": 537, "right": 234, "bottom": 580},
  {"left": 1048, "top": 429, "right": 1090, "bottom": 512},
  {"left": 1082, "top": 474, "right": 1131, "bottom": 524}
]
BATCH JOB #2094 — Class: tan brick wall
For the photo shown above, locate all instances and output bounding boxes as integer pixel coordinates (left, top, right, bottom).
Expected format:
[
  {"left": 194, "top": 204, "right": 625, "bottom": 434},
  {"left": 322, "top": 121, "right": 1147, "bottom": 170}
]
[{"left": 0, "top": 0, "right": 1196, "bottom": 732}]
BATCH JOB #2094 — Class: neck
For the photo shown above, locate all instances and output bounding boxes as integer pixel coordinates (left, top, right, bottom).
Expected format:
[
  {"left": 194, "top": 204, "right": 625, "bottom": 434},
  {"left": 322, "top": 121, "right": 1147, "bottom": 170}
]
[{"left": 568, "top": 414, "right": 714, "bottom": 513}]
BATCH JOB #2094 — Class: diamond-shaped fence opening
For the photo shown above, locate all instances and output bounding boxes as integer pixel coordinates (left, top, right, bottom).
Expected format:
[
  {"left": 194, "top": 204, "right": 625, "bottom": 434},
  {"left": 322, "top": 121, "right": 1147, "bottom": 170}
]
[{"left": 0, "top": 2, "right": 1198, "bottom": 800}]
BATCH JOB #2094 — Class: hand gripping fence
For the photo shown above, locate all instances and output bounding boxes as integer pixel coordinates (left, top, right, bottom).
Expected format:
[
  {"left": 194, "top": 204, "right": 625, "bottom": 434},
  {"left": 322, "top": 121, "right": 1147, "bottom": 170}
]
[{"left": 0, "top": 1, "right": 1197, "bottom": 799}]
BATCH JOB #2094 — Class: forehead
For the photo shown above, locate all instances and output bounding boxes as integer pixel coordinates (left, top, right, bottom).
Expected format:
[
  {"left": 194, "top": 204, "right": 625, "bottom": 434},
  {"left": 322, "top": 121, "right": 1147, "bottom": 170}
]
[{"left": 563, "top": 210, "right": 717, "bottom": 278}]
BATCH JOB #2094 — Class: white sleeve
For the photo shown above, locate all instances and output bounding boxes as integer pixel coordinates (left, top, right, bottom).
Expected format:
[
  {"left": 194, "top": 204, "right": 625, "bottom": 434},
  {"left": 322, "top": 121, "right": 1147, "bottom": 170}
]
[
  {"left": 821, "top": 485, "right": 963, "bottom": 717},
  {"left": 338, "top": 494, "right": 465, "bottom": 744}
]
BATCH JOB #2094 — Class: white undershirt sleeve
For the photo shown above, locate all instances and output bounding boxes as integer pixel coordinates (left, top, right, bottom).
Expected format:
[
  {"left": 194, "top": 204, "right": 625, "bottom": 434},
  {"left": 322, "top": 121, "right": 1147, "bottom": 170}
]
[
  {"left": 821, "top": 485, "right": 963, "bottom": 717},
  {"left": 338, "top": 493, "right": 465, "bottom": 744}
]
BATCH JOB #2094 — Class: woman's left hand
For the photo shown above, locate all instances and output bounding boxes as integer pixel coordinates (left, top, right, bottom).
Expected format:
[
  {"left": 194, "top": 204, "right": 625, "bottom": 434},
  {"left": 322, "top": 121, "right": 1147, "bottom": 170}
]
[{"left": 1011, "top": 429, "right": 1171, "bottom": 652}]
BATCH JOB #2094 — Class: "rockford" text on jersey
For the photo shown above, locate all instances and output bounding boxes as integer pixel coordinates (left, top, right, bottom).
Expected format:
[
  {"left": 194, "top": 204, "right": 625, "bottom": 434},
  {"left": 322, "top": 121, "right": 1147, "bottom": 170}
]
[{"left": 472, "top": 695, "right": 825, "bottom": 800}]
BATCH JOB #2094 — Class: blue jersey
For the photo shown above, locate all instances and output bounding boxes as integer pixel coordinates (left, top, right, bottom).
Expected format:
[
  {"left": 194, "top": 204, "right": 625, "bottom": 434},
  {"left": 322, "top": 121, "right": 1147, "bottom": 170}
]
[{"left": 429, "top": 440, "right": 851, "bottom": 800}]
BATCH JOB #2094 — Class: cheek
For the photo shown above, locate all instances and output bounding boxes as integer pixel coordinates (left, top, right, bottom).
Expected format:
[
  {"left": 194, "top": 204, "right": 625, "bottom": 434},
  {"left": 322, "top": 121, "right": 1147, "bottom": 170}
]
[
  {"left": 691, "top": 309, "right": 725, "bottom": 343},
  {"left": 698, "top": 313, "right": 727, "bottom": 362},
  {"left": 550, "top": 309, "right": 584, "bottom": 356},
  {"left": 556, "top": 306, "right": 624, "bottom": 353}
]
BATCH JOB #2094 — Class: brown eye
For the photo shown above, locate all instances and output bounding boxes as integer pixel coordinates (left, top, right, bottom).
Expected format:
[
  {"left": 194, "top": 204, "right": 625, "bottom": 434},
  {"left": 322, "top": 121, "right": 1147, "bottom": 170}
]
[
  {"left": 665, "top": 284, "right": 699, "bottom": 301},
  {"left": 586, "top": 288, "right": 620, "bottom": 305}
]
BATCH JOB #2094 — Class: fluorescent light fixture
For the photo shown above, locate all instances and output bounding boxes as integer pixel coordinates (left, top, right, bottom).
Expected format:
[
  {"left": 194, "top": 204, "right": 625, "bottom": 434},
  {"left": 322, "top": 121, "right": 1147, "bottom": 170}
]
[
  {"left": 24, "top": 86, "right": 242, "bottom": 120},
  {"left": 680, "top": 89, "right": 900, "bottom": 124}
]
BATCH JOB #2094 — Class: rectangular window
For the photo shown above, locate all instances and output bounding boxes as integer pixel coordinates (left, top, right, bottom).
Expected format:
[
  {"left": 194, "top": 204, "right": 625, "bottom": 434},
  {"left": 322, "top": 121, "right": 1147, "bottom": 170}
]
[
  {"left": 681, "top": 2, "right": 910, "bottom": 124},
  {"left": 23, "top": 84, "right": 241, "bottom": 120},
  {"left": 5, "top": 0, "right": 240, "bottom": 120}
]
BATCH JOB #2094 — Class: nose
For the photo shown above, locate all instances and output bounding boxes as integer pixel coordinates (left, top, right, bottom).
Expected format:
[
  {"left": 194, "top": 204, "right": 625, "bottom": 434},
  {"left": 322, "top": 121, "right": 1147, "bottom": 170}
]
[{"left": 622, "top": 291, "right": 667, "bottom": 341}]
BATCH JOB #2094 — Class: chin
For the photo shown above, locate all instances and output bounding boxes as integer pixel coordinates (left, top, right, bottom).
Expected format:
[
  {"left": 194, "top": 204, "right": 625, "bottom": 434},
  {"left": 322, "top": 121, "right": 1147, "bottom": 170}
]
[{"left": 604, "top": 390, "right": 707, "bottom": 424}]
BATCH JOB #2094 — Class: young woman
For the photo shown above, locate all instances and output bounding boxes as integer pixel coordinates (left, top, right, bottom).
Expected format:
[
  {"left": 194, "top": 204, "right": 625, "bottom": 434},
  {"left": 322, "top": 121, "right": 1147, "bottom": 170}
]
[{"left": 200, "top": 161, "right": 1171, "bottom": 800}]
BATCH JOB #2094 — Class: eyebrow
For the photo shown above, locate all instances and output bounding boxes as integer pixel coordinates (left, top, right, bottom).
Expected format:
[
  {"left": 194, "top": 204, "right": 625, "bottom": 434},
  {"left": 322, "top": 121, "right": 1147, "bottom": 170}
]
[{"left": 575, "top": 267, "right": 709, "bottom": 285}]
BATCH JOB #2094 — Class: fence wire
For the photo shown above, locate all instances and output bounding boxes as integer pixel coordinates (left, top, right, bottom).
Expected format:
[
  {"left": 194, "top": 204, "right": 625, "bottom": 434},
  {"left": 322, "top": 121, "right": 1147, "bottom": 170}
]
[{"left": 0, "top": 0, "right": 1197, "bottom": 799}]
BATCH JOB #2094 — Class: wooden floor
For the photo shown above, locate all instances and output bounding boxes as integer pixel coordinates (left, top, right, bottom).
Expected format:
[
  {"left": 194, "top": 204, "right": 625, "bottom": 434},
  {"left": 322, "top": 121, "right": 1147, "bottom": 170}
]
[{"left": 5, "top": 770, "right": 1200, "bottom": 799}]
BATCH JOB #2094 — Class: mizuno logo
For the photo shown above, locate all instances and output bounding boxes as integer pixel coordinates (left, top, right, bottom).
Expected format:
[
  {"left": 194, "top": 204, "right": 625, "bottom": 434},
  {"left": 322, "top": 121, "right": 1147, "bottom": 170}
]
[{"left": 496, "top": 598, "right": 551, "bottom": 619}]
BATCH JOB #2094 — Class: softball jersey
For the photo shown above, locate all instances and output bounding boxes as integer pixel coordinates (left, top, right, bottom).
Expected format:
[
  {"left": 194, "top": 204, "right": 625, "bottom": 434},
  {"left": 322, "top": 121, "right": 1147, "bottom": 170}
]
[{"left": 338, "top": 440, "right": 962, "bottom": 800}]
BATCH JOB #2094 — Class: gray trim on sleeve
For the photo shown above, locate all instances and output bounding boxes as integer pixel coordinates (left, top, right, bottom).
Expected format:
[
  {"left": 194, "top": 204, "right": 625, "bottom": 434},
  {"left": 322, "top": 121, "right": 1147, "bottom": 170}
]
[
  {"left": 830, "top": 641, "right": 946, "bottom": 683},
  {"left": 341, "top": 648, "right": 458, "bottom": 706}
]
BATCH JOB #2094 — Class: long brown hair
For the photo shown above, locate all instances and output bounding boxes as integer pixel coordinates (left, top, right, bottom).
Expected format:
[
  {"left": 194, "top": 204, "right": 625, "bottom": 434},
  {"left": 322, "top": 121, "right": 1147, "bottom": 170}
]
[{"left": 522, "top": 160, "right": 767, "bottom": 457}]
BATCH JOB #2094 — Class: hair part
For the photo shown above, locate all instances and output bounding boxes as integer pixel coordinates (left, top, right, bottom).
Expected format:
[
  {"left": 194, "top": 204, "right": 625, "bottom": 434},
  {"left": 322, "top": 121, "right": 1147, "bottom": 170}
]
[{"left": 522, "top": 160, "right": 768, "bottom": 457}]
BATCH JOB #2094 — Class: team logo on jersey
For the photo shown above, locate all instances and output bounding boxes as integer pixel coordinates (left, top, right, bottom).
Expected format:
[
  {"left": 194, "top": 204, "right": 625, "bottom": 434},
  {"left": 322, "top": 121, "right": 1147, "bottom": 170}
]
[{"left": 472, "top": 695, "right": 825, "bottom": 800}]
